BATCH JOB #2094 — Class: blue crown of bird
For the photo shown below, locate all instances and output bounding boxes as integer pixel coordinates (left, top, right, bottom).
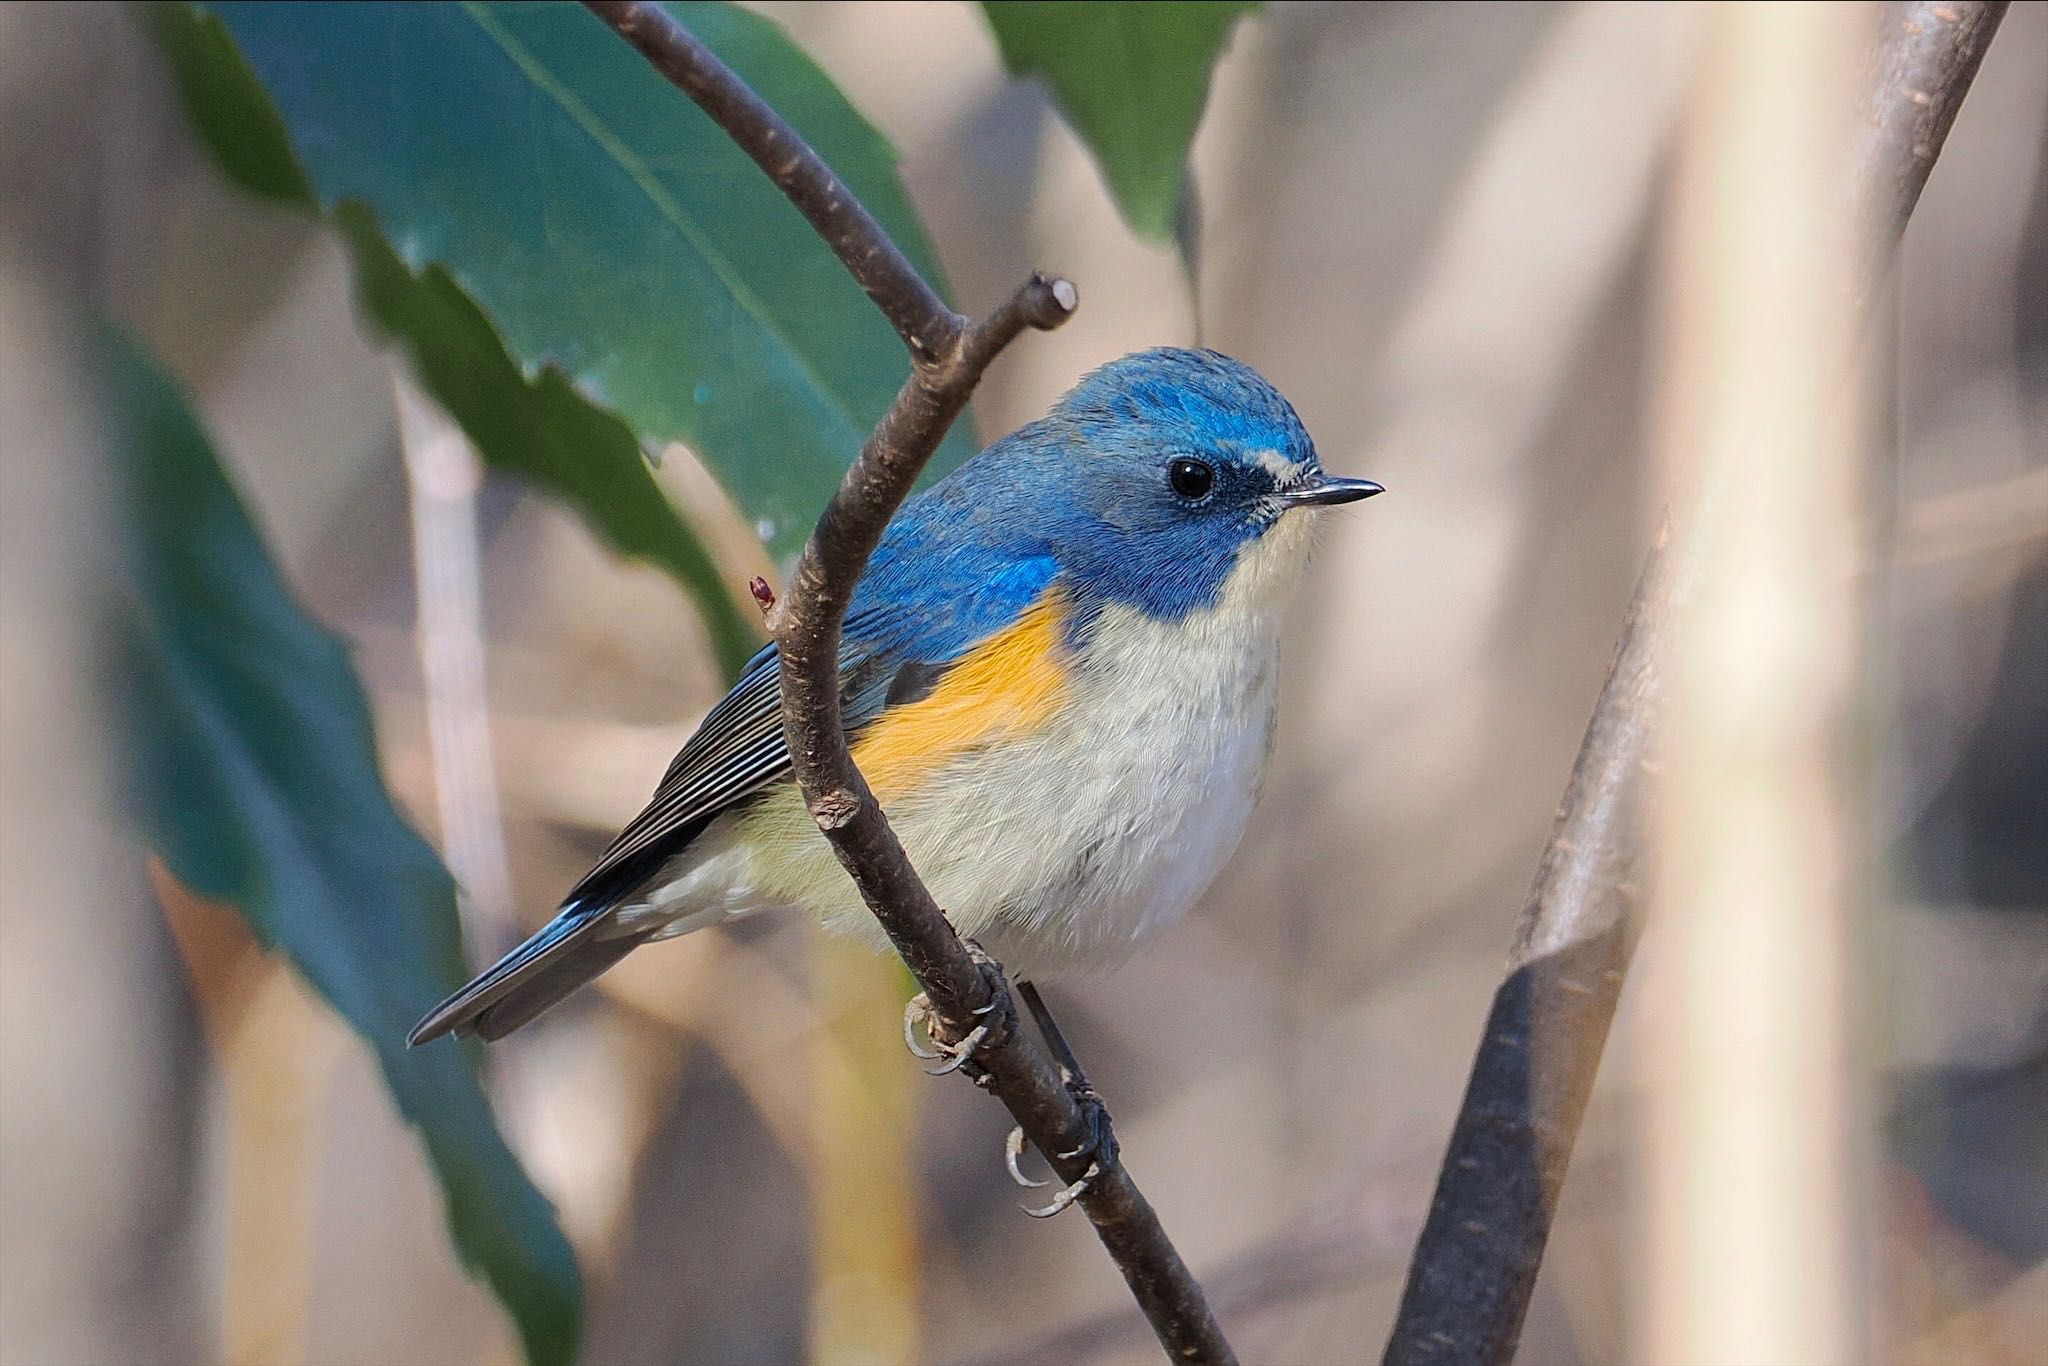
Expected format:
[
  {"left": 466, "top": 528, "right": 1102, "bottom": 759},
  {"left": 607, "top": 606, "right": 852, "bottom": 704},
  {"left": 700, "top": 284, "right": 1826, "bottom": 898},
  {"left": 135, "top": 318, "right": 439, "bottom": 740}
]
[{"left": 412, "top": 347, "right": 1382, "bottom": 1046}]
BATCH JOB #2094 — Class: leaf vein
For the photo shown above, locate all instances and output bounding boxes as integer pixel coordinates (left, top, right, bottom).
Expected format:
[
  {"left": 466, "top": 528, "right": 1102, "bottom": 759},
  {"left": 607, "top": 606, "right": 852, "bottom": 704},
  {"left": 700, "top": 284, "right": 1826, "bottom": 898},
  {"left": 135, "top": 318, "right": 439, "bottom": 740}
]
[{"left": 458, "top": 2, "right": 869, "bottom": 447}]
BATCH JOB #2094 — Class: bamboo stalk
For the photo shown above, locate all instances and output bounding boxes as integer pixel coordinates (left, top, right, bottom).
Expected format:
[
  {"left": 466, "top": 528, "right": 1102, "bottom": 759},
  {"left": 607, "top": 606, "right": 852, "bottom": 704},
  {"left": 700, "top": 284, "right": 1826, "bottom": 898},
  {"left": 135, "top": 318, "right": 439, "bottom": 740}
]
[{"left": 1643, "top": 5, "right": 1870, "bottom": 1361}]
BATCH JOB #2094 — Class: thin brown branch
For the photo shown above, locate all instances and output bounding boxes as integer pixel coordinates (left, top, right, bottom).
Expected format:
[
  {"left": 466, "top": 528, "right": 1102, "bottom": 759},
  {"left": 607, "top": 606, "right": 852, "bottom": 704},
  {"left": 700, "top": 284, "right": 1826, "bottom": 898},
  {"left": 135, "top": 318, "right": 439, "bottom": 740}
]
[
  {"left": 578, "top": 4, "right": 1231, "bottom": 1362},
  {"left": 1849, "top": 0, "right": 2011, "bottom": 279},
  {"left": 583, "top": 0, "right": 959, "bottom": 362},
  {"left": 1382, "top": 5, "right": 2009, "bottom": 1364}
]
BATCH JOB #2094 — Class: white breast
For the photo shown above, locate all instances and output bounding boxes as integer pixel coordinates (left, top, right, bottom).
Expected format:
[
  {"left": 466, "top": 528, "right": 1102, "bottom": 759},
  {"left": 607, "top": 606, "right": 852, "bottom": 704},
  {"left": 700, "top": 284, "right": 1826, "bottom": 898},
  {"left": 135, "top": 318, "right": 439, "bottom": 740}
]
[{"left": 953, "top": 598, "right": 1281, "bottom": 975}]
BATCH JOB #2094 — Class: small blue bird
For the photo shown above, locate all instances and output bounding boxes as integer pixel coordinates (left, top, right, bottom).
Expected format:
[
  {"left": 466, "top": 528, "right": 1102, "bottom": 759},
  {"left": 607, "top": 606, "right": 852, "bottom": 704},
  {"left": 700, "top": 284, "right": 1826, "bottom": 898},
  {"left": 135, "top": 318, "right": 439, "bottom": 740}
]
[{"left": 411, "top": 348, "right": 1380, "bottom": 1044}]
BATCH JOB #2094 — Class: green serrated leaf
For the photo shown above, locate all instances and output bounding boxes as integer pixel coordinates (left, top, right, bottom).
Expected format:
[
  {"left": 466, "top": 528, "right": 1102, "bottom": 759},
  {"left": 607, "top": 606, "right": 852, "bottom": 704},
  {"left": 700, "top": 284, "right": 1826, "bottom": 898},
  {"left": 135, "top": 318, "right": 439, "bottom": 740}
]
[
  {"left": 173, "top": 0, "right": 970, "bottom": 565},
  {"left": 101, "top": 327, "right": 582, "bottom": 1366},
  {"left": 981, "top": 0, "right": 1256, "bottom": 242},
  {"left": 334, "top": 206, "right": 758, "bottom": 674}
]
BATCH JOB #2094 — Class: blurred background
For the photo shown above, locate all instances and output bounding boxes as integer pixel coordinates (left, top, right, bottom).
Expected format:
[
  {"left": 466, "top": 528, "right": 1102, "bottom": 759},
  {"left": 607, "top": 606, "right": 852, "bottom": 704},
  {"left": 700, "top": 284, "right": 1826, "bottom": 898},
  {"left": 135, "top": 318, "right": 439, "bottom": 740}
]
[{"left": 2, "top": 2, "right": 2044, "bottom": 1363}]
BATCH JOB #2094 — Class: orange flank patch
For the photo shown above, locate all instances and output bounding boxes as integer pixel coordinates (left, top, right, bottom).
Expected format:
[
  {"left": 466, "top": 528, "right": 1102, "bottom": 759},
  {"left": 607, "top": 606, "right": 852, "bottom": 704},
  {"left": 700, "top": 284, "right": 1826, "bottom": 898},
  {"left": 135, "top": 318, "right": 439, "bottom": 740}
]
[{"left": 852, "top": 592, "right": 1069, "bottom": 802}]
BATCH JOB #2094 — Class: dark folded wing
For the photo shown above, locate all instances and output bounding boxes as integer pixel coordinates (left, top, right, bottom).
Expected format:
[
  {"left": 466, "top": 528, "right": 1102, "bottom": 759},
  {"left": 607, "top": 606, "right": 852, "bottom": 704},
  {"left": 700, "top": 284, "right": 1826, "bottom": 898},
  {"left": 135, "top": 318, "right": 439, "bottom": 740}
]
[{"left": 561, "top": 628, "right": 903, "bottom": 908}]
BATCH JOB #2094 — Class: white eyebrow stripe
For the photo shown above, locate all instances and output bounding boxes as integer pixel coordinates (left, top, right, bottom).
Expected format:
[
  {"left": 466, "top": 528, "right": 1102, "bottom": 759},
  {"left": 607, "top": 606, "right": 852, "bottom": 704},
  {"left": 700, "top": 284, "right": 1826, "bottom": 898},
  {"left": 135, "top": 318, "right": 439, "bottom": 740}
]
[{"left": 1254, "top": 448, "right": 1306, "bottom": 483}]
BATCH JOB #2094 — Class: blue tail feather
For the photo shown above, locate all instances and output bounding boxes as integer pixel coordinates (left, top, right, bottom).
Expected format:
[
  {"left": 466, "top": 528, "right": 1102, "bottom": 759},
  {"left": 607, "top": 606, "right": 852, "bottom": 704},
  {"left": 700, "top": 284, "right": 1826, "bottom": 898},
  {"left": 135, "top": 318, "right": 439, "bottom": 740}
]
[{"left": 408, "top": 902, "right": 645, "bottom": 1045}]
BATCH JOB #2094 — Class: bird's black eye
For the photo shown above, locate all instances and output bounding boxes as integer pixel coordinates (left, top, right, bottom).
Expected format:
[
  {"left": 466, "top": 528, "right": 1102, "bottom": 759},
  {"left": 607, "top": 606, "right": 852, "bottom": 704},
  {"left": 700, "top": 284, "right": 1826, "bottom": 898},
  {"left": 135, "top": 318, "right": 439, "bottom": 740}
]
[{"left": 1168, "top": 458, "right": 1215, "bottom": 501}]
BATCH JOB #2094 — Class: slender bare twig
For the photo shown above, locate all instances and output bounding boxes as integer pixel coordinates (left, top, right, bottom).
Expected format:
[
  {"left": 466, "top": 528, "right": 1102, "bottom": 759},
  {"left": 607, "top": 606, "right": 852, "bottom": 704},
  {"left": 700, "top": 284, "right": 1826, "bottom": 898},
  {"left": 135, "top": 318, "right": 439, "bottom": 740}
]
[
  {"left": 1382, "top": 6, "right": 2008, "bottom": 1364},
  {"left": 580, "top": 4, "right": 1233, "bottom": 1361}
]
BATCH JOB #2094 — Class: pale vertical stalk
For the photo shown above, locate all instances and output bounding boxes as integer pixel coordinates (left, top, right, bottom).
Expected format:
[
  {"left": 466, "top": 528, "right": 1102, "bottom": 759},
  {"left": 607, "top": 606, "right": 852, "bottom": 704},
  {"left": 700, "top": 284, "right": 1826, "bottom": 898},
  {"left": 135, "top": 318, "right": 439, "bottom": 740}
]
[
  {"left": 395, "top": 373, "right": 514, "bottom": 935},
  {"left": 1643, "top": 5, "right": 1869, "bottom": 1364},
  {"left": 808, "top": 929, "right": 921, "bottom": 1366},
  {"left": 155, "top": 861, "right": 342, "bottom": 1366},
  {"left": 218, "top": 966, "right": 344, "bottom": 1366}
]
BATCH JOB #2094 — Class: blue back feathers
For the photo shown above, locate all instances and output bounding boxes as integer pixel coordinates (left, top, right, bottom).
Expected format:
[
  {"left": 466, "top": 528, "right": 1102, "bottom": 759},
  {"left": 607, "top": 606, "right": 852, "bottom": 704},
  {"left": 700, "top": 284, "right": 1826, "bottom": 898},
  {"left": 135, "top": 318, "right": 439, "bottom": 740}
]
[{"left": 851, "top": 348, "right": 1319, "bottom": 656}]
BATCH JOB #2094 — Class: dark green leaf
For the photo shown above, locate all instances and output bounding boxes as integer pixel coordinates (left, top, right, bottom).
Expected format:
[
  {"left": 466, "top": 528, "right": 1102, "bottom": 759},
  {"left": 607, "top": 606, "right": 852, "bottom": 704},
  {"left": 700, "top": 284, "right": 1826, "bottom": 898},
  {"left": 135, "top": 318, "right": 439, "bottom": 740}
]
[
  {"left": 144, "top": 0, "right": 309, "bottom": 203},
  {"left": 981, "top": 1, "right": 1256, "bottom": 241},
  {"left": 334, "top": 206, "right": 757, "bottom": 673},
  {"left": 164, "top": 0, "right": 968, "bottom": 569},
  {"left": 102, "top": 328, "right": 581, "bottom": 1366}
]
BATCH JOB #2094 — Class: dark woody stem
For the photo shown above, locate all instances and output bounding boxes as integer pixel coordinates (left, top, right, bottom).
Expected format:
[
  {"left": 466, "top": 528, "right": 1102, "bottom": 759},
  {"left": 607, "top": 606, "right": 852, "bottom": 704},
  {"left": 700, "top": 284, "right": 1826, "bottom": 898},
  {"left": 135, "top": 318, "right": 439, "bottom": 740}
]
[
  {"left": 1381, "top": 5, "right": 2010, "bottom": 1364},
  {"left": 580, "top": 3, "right": 1235, "bottom": 1362}
]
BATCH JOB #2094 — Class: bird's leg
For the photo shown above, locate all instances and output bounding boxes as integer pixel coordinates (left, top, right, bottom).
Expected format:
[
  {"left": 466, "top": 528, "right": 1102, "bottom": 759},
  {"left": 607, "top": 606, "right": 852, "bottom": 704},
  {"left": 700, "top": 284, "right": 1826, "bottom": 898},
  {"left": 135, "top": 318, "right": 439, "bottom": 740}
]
[
  {"left": 1020, "top": 980, "right": 1119, "bottom": 1167},
  {"left": 903, "top": 938, "right": 1016, "bottom": 1078},
  {"left": 1008, "top": 980, "right": 1120, "bottom": 1217}
]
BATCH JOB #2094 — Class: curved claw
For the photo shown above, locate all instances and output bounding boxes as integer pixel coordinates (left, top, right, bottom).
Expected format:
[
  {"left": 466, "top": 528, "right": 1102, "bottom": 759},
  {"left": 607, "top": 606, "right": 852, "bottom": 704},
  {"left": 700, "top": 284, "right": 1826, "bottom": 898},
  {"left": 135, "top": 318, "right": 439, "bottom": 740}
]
[
  {"left": 1005, "top": 1126, "right": 1049, "bottom": 1189},
  {"left": 925, "top": 1022, "right": 989, "bottom": 1076},
  {"left": 1022, "top": 1162, "right": 1098, "bottom": 1219},
  {"left": 902, "top": 995, "right": 943, "bottom": 1061}
]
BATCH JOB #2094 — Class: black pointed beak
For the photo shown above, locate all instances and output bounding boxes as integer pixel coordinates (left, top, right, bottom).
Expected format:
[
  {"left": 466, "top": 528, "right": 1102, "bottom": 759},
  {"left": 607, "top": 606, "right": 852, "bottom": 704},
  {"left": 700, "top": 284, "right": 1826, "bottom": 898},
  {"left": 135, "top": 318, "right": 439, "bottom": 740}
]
[{"left": 1279, "top": 476, "right": 1385, "bottom": 508}]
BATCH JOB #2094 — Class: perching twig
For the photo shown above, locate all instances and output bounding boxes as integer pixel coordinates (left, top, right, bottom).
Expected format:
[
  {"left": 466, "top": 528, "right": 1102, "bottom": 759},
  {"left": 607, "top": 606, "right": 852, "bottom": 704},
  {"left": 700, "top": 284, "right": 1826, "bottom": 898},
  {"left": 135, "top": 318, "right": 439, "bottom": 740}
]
[
  {"left": 579, "top": 4, "right": 1232, "bottom": 1362},
  {"left": 1382, "top": 5, "right": 2009, "bottom": 1364}
]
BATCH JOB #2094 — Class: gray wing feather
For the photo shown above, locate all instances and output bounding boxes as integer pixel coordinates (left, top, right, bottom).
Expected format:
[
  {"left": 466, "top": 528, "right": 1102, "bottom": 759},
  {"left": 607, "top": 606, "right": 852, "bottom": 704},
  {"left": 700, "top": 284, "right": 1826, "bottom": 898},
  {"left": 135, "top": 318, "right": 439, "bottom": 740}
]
[
  {"left": 563, "top": 635, "right": 916, "bottom": 906},
  {"left": 565, "top": 648, "right": 788, "bottom": 899}
]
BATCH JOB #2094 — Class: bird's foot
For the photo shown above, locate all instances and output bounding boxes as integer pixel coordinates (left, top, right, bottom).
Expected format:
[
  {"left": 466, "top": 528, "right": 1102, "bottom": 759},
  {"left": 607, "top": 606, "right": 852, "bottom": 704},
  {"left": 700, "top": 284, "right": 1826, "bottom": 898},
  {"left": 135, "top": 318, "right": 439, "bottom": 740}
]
[
  {"left": 900, "top": 939, "right": 1016, "bottom": 1078},
  {"left": 1060, "top": 1079, "right": 1120, "bottom": 1169},
  {"left": 1009, "top": 1074, "right": 1120, "bottom": 1218},
  {"left": 1023, "top": 1158, "right": 1100, "bottom": 1219}
]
